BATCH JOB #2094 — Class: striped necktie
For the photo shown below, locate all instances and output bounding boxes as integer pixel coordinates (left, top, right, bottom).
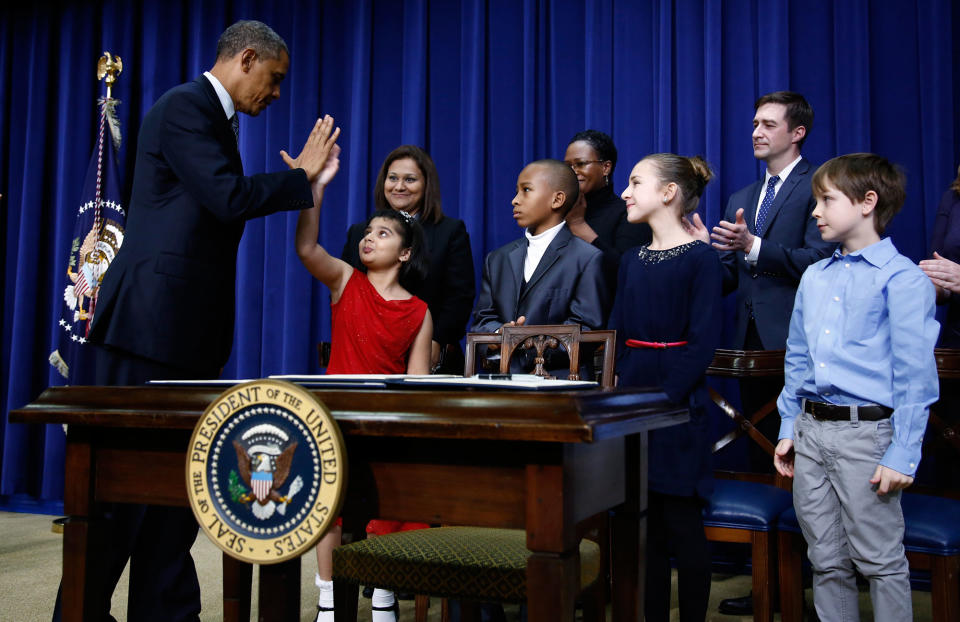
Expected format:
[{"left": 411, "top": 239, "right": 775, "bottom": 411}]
[{"left": 230, "top": 114, "right": 239, "bottom": 145}]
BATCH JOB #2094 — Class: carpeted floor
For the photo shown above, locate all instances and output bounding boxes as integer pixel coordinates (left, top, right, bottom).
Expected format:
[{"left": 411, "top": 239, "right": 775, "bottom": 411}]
[{"left": 0, "top": 511, "right": 932, "bottom": 621}]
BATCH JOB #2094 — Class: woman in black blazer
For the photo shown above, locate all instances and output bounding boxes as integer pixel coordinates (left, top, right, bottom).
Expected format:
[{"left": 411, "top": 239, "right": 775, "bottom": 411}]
[{"left": 341, "top": 145, "right": 475, "bottom": 373}]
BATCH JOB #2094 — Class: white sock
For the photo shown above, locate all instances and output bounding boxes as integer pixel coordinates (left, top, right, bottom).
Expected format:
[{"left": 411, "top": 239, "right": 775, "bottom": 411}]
[
  {"left": 371, "top": 588, "right": 397, "bottom": 622},
  {"left": 315, "top": 575, "right": 334, "bottom": 622}
]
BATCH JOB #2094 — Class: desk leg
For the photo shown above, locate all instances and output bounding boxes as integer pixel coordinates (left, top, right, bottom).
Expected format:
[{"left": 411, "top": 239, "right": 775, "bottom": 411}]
[
  {"left": 259, "top": 558, "right": 301, "bottom": 621},
  {"left": 525, "top": 463, "right": 577, "bottom": 622},
  {"left": 611, "top": 432, "right": 647, "bottom": 622},
  {"left": 222, "top": 554, "right": 252, "bottom": 622},
  {"left": 62, "top": 430, "right": 99, "bottom": 622}
]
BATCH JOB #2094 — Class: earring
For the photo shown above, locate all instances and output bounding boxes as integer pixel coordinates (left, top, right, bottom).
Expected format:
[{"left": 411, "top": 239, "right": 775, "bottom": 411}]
[
  {"left": 604, "top": 175, "right": 609, "bottom": 186},
  {"left": 662, "top": 197, "right": 668, "bottom": 204}
]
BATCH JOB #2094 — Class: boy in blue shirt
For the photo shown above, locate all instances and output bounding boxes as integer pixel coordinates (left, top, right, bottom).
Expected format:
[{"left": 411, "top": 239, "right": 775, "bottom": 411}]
[{"left": 774, "top": 153, "right": 939, "bottom": 621}]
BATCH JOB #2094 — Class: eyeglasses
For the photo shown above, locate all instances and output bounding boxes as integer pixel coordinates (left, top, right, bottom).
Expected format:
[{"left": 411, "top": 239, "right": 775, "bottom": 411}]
[{"left": 566, "top": 159, "right": 604, "bottom": 172}]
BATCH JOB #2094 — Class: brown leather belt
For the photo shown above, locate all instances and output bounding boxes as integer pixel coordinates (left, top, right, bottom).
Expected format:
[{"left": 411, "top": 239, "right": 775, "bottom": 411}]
[{"left": 804, "top": 400, "right": 892, "bottom": 422}]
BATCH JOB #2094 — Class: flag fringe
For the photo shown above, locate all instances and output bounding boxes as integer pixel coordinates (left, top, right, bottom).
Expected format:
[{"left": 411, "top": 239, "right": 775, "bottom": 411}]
[
  {"left": 49, "top": 350, "right": 69, "bottom": 379},
  {"left": 99, "top": 97, "right": 122, "bottom": 150}
]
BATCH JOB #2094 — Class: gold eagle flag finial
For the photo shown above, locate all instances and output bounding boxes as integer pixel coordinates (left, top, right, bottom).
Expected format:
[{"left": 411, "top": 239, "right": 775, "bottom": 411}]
[{"left": 96, "top": 52, "right": 123, "bottom": 99}]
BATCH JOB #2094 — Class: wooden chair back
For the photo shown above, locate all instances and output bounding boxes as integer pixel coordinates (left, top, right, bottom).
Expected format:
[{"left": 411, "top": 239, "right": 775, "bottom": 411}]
[{"left": 464, "top": 324, "right": 617, "bottom": 388}]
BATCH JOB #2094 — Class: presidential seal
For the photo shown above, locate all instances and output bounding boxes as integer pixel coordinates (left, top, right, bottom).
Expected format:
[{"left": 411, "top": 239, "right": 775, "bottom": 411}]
[{"left": 186, "top": 379, "right": 346, "bottom": 564}]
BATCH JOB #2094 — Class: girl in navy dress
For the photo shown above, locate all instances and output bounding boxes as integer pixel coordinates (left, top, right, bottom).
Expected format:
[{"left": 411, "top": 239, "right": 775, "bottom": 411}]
[{"left": 610, "top": 153, "right": 722, "bottom": 622}]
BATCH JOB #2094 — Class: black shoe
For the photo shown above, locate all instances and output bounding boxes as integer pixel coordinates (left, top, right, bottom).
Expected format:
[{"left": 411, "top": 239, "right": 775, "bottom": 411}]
[
  {"left": 718, "top": 592, "right": 753, "bottom": 615},
  {"left": 362, "top": 586, "right": 374, "bottom": 599}
]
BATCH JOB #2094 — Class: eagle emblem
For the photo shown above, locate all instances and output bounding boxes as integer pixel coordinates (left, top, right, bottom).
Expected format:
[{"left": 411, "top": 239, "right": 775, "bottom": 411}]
[{"left": 231, "top": 423, "right": 303, "bottom": 520}]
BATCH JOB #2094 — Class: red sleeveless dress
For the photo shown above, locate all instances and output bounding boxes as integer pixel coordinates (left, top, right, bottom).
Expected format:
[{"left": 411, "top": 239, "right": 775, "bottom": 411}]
[
  {"left": 327, "top": 269, "right": 427, "bottom": 374},
  {"left": 327, "top": 269, "right": 430, "bottom": 535}
]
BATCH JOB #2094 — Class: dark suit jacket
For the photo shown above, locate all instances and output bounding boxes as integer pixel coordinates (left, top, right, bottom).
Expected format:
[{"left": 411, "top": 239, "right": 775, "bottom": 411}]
[
  {"left": 90, "top": 76, "right": 313, "bottom": 374},
  {"left": 472, "top": 225, "right": 609, "bottom": 333},
  {"left": 720, "top": 157, "right": 835, "bottom": 349},
  {"left": 341, "top": 215, "right": 476, "bottom": 347}
]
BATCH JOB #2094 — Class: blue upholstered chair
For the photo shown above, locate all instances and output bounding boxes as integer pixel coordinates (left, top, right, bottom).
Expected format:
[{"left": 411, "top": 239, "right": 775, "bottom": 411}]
[
  {"left": 702, "top": 478, "right": 793, "bottom": 622},
  {"left": 777, "top": 494, "right": 960, "bottom": 622},
  {"left": 703, "top": 349, "right": 795, "bottom": 622}
]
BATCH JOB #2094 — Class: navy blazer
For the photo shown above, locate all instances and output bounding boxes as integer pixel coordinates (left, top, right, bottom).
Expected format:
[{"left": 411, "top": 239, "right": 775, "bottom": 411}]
[
  {"left": 472, "top": 225, "right": 609, "bottom": 333},
  {"left": 720, "top": 157, "right": 835, "bottom": 349},
  {"left": 90, "top": 76, "right": 313, "bottom": 374}
]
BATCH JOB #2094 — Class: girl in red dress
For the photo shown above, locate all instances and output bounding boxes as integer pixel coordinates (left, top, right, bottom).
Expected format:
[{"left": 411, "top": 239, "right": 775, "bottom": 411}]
[{"left": 294, "top": 145, "right": 433, "bottom": 622}]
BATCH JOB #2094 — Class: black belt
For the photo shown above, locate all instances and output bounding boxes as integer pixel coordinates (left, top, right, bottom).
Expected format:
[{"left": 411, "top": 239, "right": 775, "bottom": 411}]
[{"left": 804, "top": 400, "right": 892, "bottom": 422}]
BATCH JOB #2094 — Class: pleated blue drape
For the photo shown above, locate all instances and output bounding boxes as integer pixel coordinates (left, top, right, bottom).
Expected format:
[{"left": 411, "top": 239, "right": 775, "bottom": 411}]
[{"left": 1, "top": 0, "right": 958, "bottom": 508}]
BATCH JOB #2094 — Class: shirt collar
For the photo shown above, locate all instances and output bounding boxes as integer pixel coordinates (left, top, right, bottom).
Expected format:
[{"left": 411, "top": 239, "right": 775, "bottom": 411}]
[
  {"left": 823, "top": 237, "right": 897, "bottom": 269},
  {"left": 765, "top": 154, "right": 802, "bottom": 184},
  {"left": 525, "top": 221, "right": 565, "bottom": 244},
  {"left": 203, "top": 71, "right": 235, "bottom": 120}
]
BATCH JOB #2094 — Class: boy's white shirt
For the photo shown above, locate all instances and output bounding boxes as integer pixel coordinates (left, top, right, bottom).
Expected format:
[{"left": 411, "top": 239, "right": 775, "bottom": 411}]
[{"left": 523, "top": 221, "right": 566, "bottom": 281}]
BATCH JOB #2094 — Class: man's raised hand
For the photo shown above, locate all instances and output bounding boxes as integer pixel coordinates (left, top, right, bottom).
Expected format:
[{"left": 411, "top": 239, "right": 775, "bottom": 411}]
[{"left": 281, "top": 115, "right": 341, "bottom": 181}]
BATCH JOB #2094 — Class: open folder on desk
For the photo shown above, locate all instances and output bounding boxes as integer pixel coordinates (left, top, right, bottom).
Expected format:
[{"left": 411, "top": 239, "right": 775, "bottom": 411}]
[
  {"left": 148, "top": 374, "right": 598, "bottom": 390},
  {"left": 395, "top": 374, "right": 598, "bottom": 390},
  {"left": 273, "top": 374, "right": 598, "bottom": 390}
]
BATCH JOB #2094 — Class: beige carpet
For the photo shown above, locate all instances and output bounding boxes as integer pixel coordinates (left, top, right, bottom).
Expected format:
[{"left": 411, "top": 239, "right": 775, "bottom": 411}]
[{"left": 0, "top": 511, "right": 932, "bottom": 621}]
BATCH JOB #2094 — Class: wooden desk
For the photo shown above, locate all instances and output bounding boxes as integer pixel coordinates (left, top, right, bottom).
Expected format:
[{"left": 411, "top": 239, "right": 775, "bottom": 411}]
[{"left": 11, "top": 384, "right": 687, "bottom": 622}]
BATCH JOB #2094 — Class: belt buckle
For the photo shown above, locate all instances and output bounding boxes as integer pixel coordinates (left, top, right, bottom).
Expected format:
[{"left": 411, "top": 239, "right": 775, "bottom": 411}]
[{"left": 809, "top": 401, "right": 823, "bottom": 420}]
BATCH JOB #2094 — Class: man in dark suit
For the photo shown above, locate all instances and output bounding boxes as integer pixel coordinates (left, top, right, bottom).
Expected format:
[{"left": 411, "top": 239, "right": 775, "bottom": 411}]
[
  {"left": 709, "top": 92, "right": 833, "bottom": 352},
  {"left": 472, "top": 159, "right": 608, "bottom": 345},
  {"left": 688, "top": 91, "right": 833, "bottom": 616},
  {"left": 74, "top": 20, "right": 339, "bottom": 622}
]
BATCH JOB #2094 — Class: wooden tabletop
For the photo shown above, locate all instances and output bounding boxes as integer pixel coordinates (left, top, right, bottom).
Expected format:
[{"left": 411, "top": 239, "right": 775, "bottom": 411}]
[{"left": 11, "top": 384, "right": 684, "bottom": 443}]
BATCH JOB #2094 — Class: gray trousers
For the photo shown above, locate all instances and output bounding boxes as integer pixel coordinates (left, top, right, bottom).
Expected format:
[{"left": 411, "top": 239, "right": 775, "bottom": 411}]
[{"left": 792, "top": 410, "right": 912, "bottom": 622}]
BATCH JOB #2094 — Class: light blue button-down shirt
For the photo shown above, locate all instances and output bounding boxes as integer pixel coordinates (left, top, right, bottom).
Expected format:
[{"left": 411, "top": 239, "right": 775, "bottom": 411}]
[{"left": 777, "top": 237, "right": 939, "bottom": 476}]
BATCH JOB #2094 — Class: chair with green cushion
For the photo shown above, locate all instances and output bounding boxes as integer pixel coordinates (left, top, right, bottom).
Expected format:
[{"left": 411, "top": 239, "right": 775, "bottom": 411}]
[
  {"left": 333, "top": 527, "right": 603, "bottom": 620},
  {"left": 332, "top": 325, "right": 615, "bottom": 622}
]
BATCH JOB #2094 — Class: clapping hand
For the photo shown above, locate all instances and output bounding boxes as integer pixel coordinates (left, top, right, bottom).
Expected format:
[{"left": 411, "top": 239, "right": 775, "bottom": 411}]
[
  {"left": 280, "top": 115, "right": 341, "bottom": 182},
  {"left": 919, "top": 252, "right": 960, "bottom": 297},
  {"left": 681, "top": 212, "right": 710, "bottom": 244},
  {"left": 711, "top": 208, "right": 755, "bottom": 252}
]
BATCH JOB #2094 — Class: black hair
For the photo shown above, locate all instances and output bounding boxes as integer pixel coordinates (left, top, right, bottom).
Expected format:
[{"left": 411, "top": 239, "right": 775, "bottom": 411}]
[
  {"left": 374, "top": 145, "right": 445, "bottom": 224},
  {"left": 568, "top": 129, "right": 618, "bottom": 174},
  {"left": 755, "top": 91, "right": 814, "bottom": 149},
  {"left": 527, "top": 159, "right": 581, "bottom": 215},
  {"left": 216, "top": 20, "right": 289, "bottom": 61},
  {"left": 364, "top": 209, "right": 428, "bottom": 287}
]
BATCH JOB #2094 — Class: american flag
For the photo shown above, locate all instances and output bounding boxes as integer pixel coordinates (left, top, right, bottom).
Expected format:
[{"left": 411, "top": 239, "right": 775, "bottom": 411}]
[{"left": 49, "top": 97, "right": 126, "bottom": 383}]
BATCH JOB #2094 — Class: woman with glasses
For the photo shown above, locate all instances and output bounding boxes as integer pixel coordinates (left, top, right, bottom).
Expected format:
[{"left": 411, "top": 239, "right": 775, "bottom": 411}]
[
  {"left": 564, "top": 130, "right": 652, "bottom": 293},
  {"left": 341, "top": 145, "right": 476, "bottom": 374}
]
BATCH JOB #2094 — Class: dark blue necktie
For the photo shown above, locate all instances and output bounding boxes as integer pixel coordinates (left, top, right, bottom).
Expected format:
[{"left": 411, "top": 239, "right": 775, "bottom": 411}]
[
  {"left": 230, "top": 114, "right": 239, "bottom": 145},
  {"left": 755, "top": 175, "right": 779, "bottom": 236}
]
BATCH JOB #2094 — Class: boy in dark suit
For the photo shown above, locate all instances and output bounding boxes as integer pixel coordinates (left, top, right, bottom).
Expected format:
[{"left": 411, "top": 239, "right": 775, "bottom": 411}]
[{"left": 472, "top": 159, "right": 609, "bottom": 365}]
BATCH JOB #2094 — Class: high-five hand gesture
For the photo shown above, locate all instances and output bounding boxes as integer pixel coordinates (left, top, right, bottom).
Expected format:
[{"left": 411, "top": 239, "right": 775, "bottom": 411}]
[{"left": 281, "top": 115, "right": 341, "bottom": 182}]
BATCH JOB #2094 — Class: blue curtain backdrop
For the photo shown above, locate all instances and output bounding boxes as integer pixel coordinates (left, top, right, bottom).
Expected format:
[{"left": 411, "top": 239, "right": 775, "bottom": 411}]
[{"left": 1, "top": 0, "right": 959, "bottom": 509}]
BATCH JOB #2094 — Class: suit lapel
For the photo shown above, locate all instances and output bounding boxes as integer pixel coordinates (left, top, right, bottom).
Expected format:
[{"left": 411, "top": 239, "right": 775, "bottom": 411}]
[
  {"left": 743, "top": 180, "right": 764, "bottom": 235},
  {"left": 761, "top": 158, "right": 810, "bottom": 236},
  {"left": 521, "top": 226, "right": 570, "bottom": 301},
  {"left": 195, "top": 76, "right": 242, "bottom": 165},
  {"left": 507, "top": 239, "right": 527, "bottom": 304}
]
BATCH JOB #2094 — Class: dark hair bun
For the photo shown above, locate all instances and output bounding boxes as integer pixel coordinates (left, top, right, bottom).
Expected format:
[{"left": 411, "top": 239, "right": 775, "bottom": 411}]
[{"left": 687, "top": 156, "right": 713, "bottom": 197}]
